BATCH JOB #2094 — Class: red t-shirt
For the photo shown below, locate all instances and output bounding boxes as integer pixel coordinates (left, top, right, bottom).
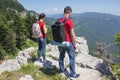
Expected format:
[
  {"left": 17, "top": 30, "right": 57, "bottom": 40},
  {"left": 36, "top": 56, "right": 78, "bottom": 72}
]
[
  {"left": 61, "top": 18, "right": 74, "bottom": 43},
  {"left": 39, "top": 21, "right": 46, "bottom": 38}
]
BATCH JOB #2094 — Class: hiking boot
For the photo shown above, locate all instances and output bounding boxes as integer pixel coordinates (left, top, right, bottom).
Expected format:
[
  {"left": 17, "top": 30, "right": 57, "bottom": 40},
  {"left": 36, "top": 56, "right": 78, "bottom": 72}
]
[
  {"left": 64, "top": 69, "right": 70, "bottom": 77},
  {"left": 43, "top": 60, "right": 47, "bottom": 63},
  {"left": 37, "top": 58, "right": 42, "bottom": 62},
  {"left": 70, "top": 74, "right": 80, "bottom": 78},
  {"left": 43, "top": 60, "right": 52, "bottom": 65}
]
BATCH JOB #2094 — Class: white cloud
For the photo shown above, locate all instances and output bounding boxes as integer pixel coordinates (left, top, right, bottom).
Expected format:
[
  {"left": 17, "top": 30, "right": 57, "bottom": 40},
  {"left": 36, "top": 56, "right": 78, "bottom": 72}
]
[
  {"left": 53, "top": 8, "right": 58, "bottom": 11},
  {"left": 45, "top": 10, "right": 49, "bottom": 12}
]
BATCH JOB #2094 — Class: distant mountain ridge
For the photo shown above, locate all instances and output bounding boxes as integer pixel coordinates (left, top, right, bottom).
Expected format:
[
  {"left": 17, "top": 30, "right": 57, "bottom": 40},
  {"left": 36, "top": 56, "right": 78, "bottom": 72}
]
[
  {"left": 47, "top": 12, "right": 120, "bottom": 19},
  {"left": 1, "top": 0, "right": 119, "bottom": 54},
  {"left": 47, "top": 12, "right": 120, "bottom": 54},
  {"left": 0, "top": 0, "right": 24, "bottom": 12},
  {"left": 27, "top": 10, "right": 39, "bottom": 18}
]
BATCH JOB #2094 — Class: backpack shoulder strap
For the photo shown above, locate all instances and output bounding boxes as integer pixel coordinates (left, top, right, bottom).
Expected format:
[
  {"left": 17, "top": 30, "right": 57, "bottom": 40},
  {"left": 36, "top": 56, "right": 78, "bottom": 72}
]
[
  {"left": 57, "top": 18, "right": 69, "bottom": 23},
  {"left": 37, "top": 21, "right": 41, "bottom": 27}
]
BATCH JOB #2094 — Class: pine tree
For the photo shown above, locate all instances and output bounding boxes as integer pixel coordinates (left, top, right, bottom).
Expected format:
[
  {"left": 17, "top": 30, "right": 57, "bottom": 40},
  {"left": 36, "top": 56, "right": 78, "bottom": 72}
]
[
  {"left": 0, "top": 45, "right": 6, "bottom": 59},
  {"left": 24, "top": 13, "right": 37, "bottom": 39},
  {"left": 0, "top": 14, "right": 17, "bottom": 58},
  {"left": 4, "top": 29, "right": 17, "bottom": 54},
  {"left": 13, "top": 14, "right": 27, "bottom": 50}
]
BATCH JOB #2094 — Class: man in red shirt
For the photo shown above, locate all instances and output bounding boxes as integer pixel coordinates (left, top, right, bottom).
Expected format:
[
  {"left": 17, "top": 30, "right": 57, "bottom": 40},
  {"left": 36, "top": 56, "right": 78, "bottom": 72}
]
[{"left": 58, "top": 6, "right": 80, "bottom": 78}]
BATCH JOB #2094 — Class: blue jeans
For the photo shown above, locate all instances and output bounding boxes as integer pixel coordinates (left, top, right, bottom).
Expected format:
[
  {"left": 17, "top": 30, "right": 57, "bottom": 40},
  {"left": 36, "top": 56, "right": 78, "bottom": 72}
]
[
  {"left": 58, "top": 43, "right": 76, "bottom": 75},
  {"left": 37, "top": 38, "right": 46, "bottom": 60}
]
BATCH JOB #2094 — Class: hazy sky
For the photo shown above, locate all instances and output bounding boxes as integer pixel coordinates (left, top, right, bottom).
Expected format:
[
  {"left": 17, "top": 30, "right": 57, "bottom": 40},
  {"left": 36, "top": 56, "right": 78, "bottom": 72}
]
[{"left": 19, "top": 0, "right": 120, "bottom": 16}]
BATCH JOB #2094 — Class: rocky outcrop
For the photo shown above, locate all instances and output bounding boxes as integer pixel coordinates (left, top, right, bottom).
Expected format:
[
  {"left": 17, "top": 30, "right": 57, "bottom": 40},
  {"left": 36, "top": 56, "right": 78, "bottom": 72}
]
[
  {"left": 16, "top": 48, "right": 33, "bottom": 66},
  {"left": 76, "top": 37, "right": 89, "bottom": 54},
  {"left": 46, "top": 37, "right": 89, "bottom": 54},
  {"left": 69, "top": 67, "right": 102, "bottom": 80},
  {"left": 76, "top": 54, "right": 103, "bottom": 69},
  {"left": 0, "top": 37, "right": 111, "bottom": 80},
  {"left": 34, "top": 37, "right": 107, "bottom": 80},
  {"left": 0, "top": 59, "right": 21, "bottom": 73},
  {"left": 0, "top": 47, "right": 35, "bottom": 74}
]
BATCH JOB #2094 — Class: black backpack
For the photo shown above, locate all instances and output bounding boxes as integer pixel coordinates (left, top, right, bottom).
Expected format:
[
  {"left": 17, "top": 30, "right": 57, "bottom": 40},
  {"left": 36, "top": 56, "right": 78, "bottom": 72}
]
[{"left": 51, "top": 18, "right": 67, "bottom": 42}]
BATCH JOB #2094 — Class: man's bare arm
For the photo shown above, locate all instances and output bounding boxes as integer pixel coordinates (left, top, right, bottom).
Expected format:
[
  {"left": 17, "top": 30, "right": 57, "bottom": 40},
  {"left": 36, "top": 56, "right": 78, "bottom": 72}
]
[{"left": 70, "top": 28, "right": 76, "bottom": 49}]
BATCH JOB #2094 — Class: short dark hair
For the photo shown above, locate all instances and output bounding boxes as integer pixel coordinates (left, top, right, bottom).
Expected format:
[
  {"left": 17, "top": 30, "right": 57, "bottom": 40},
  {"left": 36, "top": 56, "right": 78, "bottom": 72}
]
[
  {"left": 38, "top": 13, "right": 46, "bottom": 20},
  {"left": 64, "top": 6, "right": 72, "bottom": 13}
]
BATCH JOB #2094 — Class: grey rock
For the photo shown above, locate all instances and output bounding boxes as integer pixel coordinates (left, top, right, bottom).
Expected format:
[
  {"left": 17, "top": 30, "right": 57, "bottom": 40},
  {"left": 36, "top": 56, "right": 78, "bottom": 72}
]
[
  {"left": 47, "top": 51, "right": 59, "bottom": 60},
  {"left": 16, "top": 47, "right": 35, "bottom": 66},
  {"left": 0, "top": 47, "right": 35, "bottom": 74},
  {"left": 17, "top": 51, "right": 31, "bottom": 59},
  {"left": 46, "top": 57, "right": 59, "bottom": 68},
  {"left": 24, "top": 47, "right": 35, "bottom": 55},
  {"left": 76, "top": 54, "right": 103, "bottom": 69},
  {"left": 34, "top": 57, "right": 56, "bottom": 69},
  {"left": 46, "top": 44, "right": 52, "bottom": 51},
  {"left": 96, "top": 63, "right": 112, "bottom": 75},
  {"left": 76, "top": 37, "right": 89, "bottom": 54},
  {"left": 0, "top": 37, "right": 109, "bottom": 80},
  {"left": 60, "top": 67, "right": 102, "bottom": 80},
  {"left": 19, "top": 75, "right": 34, "bottom": 80},
  {"left": 0, "top": 59, "right": 21, "bottom": 74},
  {"left": 46, "top": 44, "right": 58, "bottom": 52},
  {"left": 47, "top": 52, "right": 70, "bottom": 68},
  {"left": 16, "top": 55, "right": 28, "bottom": 66},
  {"left": 43, "top": 62, "right": 56, "bottom": 69},
  {"left": 69, "top": 67, "right": 102, "bottom": 80},
  {"left": 47, "top": 37, "right": 89, "bottom": 55},
  {"left": 34, "top": 61, "right": 43, "bottom": 67}
]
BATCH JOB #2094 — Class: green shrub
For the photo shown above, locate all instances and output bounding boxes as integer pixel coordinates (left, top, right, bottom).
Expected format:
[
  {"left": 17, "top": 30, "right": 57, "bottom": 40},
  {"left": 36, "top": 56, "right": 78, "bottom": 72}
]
[
  {"left": 116, "top": 70, "right": 120, "bottom": 76},
  {"left": 0, "top": 45, "right": 6, "bottom": 59},
  {"left": 22, "top": 39, "right": 37, "bottom": 50}
]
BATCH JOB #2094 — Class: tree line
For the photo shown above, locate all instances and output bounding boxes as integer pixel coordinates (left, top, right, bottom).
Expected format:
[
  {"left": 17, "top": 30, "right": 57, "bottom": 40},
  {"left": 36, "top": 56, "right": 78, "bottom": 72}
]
[
  {"left": 0, "top": 11, "right": 36, "bottom": 59},
  {"left": 0, "top": 0, "right": 53, "bottom": 59}
]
